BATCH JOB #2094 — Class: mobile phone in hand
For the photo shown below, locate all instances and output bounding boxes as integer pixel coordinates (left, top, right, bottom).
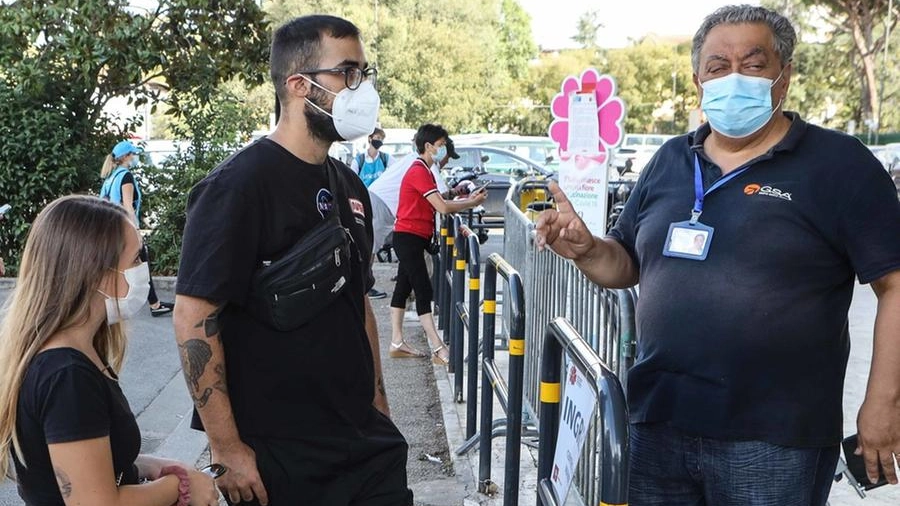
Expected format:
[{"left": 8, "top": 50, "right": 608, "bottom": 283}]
[
  {"left": 0, "top": 204, "right": 10, "bottom": 216},
  {"left": 473, "top": 183, "right": 489, "bottom": 195},
  {"left": 842, "top": 434, "right": 889, "bottom": 490}
]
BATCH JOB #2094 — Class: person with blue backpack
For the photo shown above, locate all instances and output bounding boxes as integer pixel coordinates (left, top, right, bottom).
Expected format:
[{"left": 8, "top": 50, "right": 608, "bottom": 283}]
[
  {"left": 99, "top": 140, "right": 174, "bottom": 317},
  {"left": 351, "top": 128, "right": 393, "bottom": 299},
  {"left": 350, "top": 127, "right": 392, "bottom": 188}
]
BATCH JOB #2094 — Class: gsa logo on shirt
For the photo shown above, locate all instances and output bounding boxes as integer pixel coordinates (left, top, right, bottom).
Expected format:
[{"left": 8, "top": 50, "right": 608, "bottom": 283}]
[
  {"left": 316, "top": 188, "right": 334, "bottom": 218},
  {"left": 743, "top": 183, "right": 793, "bottom": 201}
]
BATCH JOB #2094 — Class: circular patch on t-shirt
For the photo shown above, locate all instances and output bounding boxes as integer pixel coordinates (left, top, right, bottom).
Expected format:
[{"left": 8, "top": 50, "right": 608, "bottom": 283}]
[{"left": 317, "top": 188, "right": 334, "bottom": 218}]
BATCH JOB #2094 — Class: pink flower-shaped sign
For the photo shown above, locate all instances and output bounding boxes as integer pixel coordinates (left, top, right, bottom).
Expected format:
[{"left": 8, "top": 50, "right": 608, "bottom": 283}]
[{"left": 548, "top": 69, "right": 625, "bottom": 162}]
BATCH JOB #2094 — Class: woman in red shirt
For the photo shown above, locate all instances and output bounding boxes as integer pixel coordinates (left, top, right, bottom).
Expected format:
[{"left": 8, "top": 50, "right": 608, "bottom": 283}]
[{"left": 390, "top": 124, "right": 487, "bottom": 364}]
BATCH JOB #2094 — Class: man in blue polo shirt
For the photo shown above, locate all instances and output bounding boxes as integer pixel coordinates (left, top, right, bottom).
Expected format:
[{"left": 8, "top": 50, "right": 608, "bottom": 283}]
[{"left": 536, "top": 5, "right": 900, "bottom": 505}]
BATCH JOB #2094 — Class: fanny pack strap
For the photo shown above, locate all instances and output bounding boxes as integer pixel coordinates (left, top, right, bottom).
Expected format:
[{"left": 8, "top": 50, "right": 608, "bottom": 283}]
[{"left": 325, "top": 158, "right": 346, "bottom": 227}]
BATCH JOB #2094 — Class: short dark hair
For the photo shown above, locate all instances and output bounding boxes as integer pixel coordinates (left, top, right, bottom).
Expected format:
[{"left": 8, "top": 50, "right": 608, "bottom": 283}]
[
  {"left": 370, "top": 127, "right": 386, "bottom": 139},
  {"left": 414, "top": 124, "right": 448, "bottom": 154},
  {"left": 270, "top": 15, "right": 361, "bottom": 104}
]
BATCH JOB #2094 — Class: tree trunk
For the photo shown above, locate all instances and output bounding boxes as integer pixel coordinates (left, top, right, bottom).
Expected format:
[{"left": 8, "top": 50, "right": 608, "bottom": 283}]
[{"left": 846, "top": 2, "right": 881, "bottom": 128}]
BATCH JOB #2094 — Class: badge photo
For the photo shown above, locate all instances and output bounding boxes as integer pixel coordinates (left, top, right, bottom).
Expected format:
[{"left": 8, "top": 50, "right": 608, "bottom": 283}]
[{"left": 663, "top": 221, "right": 714, "bottom": 261}]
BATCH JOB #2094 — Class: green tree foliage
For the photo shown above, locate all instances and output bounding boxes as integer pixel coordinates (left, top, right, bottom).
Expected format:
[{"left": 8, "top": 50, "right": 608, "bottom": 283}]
[
  {"left": 143, "top": 84, "right": 267, "bottom": 274},
  {"left": 766, "top": 0, "right": 900, "bottom": 134},
  {"left": 0, "top": 0, "right": 269, "bottom": 274},
  {"left": 496, "top": 40, "right": 697, "bottom": 137},
  {"left": 265, "top": 0, "right": 536, "bottom": 133},
  {"left": 491, "top": 49, "right": 596, "bottom": 136},
  {"left": 786, "top": 37, "right": 857, "bottom": 129},
  {"left": 572, "top": 9, "right": 603, "bottom": 49},
  {"left": 604, "top": 40, "right": 695, "bottom": 134}
]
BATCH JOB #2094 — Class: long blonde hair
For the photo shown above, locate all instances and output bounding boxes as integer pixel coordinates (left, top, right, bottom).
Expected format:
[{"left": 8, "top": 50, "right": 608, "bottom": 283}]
[
  {"left": 0, "top": 195, "right": 131, "bottom": 477},
  {"left": 100, "top": 154, "right": 128, "bottom": 179}
]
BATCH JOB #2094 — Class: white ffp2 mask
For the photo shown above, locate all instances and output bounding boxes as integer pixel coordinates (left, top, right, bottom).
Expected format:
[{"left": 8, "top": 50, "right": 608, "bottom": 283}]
[
  {"left": 99, "top": 262, "right": 150, "bottom": 324},
  {"left": 303, "top": 78, "right": 380, "bottom": 141}
]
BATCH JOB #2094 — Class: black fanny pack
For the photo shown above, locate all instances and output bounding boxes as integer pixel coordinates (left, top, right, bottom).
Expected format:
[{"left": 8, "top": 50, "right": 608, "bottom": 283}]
[{"left": 247, "top": 162, "right": 353, "bottom": 331}]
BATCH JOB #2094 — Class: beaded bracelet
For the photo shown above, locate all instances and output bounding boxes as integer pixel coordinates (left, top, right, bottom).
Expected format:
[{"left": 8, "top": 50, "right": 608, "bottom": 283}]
[{"left": 160, "top": 465, "right": 191, "bottom": 506}]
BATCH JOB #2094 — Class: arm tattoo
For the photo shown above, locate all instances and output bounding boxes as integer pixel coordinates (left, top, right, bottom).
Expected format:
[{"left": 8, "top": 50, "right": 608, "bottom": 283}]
[
  {"left": 178, "top": 339, "right": 229, "bottom": 408},
  {"left": 53, "top": 467, "right": 72, "bottom": 497},
  {"left": 377, "top": 375, "right": 386, "bottom": 397},
  {"left": 214, "top": 363, "right": 227, "bottom": 394},
  {"left": 194, "top": 303, "right": 225, "bottom": 338},
  {"left": 179, "top": 339, "right": 213, "bottom": 406}
]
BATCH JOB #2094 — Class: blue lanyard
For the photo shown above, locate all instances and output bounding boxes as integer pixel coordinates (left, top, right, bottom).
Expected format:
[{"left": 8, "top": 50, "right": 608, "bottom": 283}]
[{"left": 691, "top": 154, "right": 749, "bottom": 224}]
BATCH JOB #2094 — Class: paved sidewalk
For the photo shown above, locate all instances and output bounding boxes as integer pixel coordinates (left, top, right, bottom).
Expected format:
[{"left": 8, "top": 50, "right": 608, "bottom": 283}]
[{"left": 0, "top": 273, "right": 897, "bottom": 505}]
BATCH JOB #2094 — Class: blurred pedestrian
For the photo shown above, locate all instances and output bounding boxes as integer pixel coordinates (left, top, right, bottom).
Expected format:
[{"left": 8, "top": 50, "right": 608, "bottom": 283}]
[
  {"left": 536, "top": 5, "right": 900, "bottom": 504},
  {"left": 99, "top": 140, "right": 174, "bottom": 317},
  {"left": 174, "top": 15, "right": 413, "bottom": 506},
  {"left": 389, "top": 124, "right": 487, "bottom": 364},
  {"left": 351, "top": 127, "right": 393, "bottom": 187},
  {"left": 352, "top": 128, "right": 392, "bottom": 299},
  {"left": 0, "top": 195, "right": 219, "bottom": 506}
]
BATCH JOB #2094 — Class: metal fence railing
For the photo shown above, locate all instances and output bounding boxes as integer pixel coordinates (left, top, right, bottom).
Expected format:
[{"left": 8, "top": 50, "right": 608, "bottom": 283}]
[
  {"left": 536, "top": 317, "right": 629, "bottom": 506},
  {"left": 447, "top": 216, "right": 482, "bottom": 405},
  {"left": 475, "top": 253, "right": 527, "bottom": 506},
  {"left": 504, "top": 178, "right": 638, "bottom": 506}
]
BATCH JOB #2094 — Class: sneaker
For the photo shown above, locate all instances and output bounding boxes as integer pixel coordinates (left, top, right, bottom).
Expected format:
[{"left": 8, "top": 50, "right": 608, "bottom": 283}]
[
  {"left": 150, "top": 302, "right": 174, "bottom": 317},
  {"left": 367, "top": 288, "right": 387, "bottom": 300}
]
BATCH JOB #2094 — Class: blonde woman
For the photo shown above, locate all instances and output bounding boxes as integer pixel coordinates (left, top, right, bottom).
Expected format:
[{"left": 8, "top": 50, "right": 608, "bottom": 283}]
[
  {"left": 100, "top": 140, "right": 173, "bottom": 317},
  {"left": 0, "top": 195, "right": 219, "bottom": 506}
]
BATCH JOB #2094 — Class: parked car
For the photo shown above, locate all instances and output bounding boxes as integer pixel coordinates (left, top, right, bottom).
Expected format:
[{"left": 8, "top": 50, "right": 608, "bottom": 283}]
[
  {"left": 867, "top": 144, "right": 900, "bottom": 196},
  {"left": 610, "top": 133, "right": 675, "bottom": 175},
  {"left": 446, "top": 145, "right": 554, "bottom": 218},
  {"left": 140, "top": 139, "right": 190, "bottom": 167},
  {"left": 467, "top": 135, "right": 560, "bottom": 171},
  {"left": 881, "top": 143, "right": 900, "bottom": 196}
]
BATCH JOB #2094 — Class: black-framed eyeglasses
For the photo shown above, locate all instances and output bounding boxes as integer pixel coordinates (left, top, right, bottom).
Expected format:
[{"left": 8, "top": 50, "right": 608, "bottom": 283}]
[{"left": 293, "top": 66, "right": 377, "bottom": 90}]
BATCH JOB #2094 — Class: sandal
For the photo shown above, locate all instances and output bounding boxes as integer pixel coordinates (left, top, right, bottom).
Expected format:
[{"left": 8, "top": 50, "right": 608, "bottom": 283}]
[
  {"left": 389, "top": 341, "right": 426, "bottom": 358},
  {"left": 431, "top": 345, "right": 449, "bottom": 366}
]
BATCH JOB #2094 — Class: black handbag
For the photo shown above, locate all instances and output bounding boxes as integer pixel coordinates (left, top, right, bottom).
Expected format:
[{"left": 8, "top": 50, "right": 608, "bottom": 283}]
[
  {"left": 426, "top": 232, "right": 441, "bottom": 255},
  {"left": 247, "top": 162, "right": 353, "bottom": 331}
]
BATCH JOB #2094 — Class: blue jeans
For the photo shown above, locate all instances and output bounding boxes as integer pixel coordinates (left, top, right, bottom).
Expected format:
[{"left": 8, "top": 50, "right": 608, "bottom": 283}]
[{"left": 629, "top": 422, "right": 839, "bottom": 506}]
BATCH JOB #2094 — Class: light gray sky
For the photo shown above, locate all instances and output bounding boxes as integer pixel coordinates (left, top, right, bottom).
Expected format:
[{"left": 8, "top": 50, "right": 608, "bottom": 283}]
[{"left": 517, "top": 0, "right": 761, "bottom": 49}]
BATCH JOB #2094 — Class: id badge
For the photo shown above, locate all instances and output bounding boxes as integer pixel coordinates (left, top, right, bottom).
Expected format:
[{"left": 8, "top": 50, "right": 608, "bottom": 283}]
[{"left": 662, "top": 220, "right": 714, "bottom": 261}]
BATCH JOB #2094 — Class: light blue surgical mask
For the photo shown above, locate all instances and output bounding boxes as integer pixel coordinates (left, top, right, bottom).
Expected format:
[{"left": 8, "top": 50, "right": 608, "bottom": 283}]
[
  {"left": 700, "top": 69, "right": 785, "bottom": 138},
  {"left": 433, "top": 145, "right": 448, "bottom": 161}
]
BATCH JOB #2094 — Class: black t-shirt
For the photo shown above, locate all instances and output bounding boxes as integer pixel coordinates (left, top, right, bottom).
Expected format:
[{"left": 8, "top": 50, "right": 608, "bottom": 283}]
[
  {"left": 177, "top": 138, "right": 376, "bottom": 439},
  {"left": 120, "top": 172, "right": 136, "bottom": 198},
  {"left": 609, "top": 113, "right": 900, "bottom": 447},
  {"left": 14, "top": 348, "right": 141, "bottom": 505}
]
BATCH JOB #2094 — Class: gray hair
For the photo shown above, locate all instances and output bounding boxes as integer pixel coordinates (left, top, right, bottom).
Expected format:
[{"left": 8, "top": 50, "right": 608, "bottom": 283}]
[{"left": 691, "top": 4, "right": 796, "bottom": 74}]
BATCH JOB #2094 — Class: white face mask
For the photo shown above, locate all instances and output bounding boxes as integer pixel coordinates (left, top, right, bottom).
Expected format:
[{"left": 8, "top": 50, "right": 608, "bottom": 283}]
[
  {"left": 302, "top": 77, "right": 381, "bottom": 141},
  {"left": 99, "top": 262, "right": 150, "bottom": 324}
]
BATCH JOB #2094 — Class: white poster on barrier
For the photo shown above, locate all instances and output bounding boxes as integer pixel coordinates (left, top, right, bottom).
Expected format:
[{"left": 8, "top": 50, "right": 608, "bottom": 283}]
[
  {"left": 556, "top": 155, "right": 609, "bottom": 236},
  {"left": 550, "top": 363, "right": 598, "bottom": 503},
  {"left": 548, "top": 68, "right": 625, "bottom": 236}
]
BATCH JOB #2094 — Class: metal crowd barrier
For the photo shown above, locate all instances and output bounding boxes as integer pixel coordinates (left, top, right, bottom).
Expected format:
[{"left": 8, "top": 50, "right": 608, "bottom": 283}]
[
  {"left": 472, "top": 253, "right": 527, "bottom": 506},
  {"left": 527, "top": 251, "right": 638, "bottom": 415},
  {"left": 447, "top": 215, "right": 482, "bottom": 405},
  {"left": 537, "top": 317, "right": 629, "bottom": 506},
  {"left": 504, "top": 178, "right": 638, "bottom": 505},
  {"left": 435, "top": 214, "right": 454, "bottom": 333}
]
